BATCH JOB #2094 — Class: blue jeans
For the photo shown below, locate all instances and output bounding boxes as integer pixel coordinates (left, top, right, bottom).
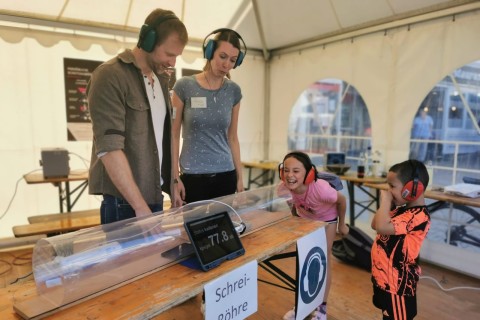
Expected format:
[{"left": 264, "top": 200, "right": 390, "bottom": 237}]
[{"left": 100, "top": 194, "right": 164, "bottom": 224}]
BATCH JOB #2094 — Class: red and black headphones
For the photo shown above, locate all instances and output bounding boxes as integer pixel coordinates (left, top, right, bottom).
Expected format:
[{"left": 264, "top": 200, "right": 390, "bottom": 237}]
[
  {"left": 278, "top": 151, "right": 317, "bottom": 185},
  {"left": 401, "top": 160, "right": 425, "bottom": 201}
]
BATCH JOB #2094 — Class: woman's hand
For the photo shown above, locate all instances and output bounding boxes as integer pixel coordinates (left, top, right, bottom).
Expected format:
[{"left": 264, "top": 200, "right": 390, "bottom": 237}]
[
  {"left": 173, "top": 178, "right": 186, "bottom": 207},
  {"left": 236, "top": 179, "right": 245, "bottom": 193}
]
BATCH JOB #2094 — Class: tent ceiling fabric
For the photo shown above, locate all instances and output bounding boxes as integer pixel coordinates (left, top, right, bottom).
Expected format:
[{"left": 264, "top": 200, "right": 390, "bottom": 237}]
[{"left": 0, "top": 0, "right": 475, "bottom": 52}]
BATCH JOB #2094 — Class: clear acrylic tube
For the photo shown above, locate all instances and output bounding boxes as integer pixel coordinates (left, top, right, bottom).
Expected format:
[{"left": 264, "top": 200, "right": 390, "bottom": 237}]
[{"left": 32, "top": 185, "right": 291, "bottom": 308}]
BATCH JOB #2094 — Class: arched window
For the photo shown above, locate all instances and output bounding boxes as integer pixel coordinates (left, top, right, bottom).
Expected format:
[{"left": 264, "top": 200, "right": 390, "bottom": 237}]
[
  {"left": 409, "top": 60, "right": 480, "bottom": 187},
  {"left": 288, "top": 79, "right": 371, "bottom": 169},
  {"left": 411, "top": 60, "right": 480, "bottom": 254}
]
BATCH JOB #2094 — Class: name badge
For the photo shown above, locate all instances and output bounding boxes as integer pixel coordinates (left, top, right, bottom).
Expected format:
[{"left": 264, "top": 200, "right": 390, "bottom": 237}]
[{"left": 191, "top": 97, "right": 207, "bottom": 108}]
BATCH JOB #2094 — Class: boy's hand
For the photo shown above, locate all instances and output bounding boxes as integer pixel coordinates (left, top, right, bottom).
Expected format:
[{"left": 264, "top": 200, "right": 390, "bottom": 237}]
[
  {"left": 338, "top": 223, "right": 349, "bottom": 237},
  {"left": 379, "top": 189, "right": 394, "bottom": 208}
]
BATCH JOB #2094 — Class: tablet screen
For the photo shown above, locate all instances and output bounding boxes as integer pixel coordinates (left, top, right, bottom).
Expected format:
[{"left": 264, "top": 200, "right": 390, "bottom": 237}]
[{"left": 184, "top": 211, "right": 245, "bottom": 271}]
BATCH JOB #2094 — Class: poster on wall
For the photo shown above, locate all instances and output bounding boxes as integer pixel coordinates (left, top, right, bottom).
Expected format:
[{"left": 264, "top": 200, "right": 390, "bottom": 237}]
[
  {"left": 64, "top": 58, "right": 102, "bottom": 141},
  {"left": 182, "top": 68, "right": 201, "bottom": 77}
]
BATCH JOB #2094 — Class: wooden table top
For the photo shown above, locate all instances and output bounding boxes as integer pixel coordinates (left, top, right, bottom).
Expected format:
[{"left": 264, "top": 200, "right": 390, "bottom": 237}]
[
  {"left": 339, "top": 173, "right": 387, "bottom": 184},
  {"left": 363, "top": 182, "right": 480, "bottom": 208},
  {"left": 424, "top": 189, "right": 480, "bottom": 207},
  {"left": 2, "top": 215, "right": 323, "bottom": 320},
  {"left": 242, "top": 161, "right": 279, "bottom": 170},
  {"left": 23, "top": 170, "right": 88, "bottom": 184}
]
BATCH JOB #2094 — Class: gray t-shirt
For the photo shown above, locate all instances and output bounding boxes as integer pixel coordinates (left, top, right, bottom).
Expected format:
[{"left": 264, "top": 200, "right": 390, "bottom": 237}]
[{"left": 173, "top": 75, "right": 242, "bottom": 174}]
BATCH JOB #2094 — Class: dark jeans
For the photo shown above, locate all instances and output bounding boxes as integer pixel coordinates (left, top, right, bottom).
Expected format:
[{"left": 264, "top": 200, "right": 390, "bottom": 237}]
[
  {"left": 100, "top": 194, "right": 164, "bottom": 224},
  {"left": 180, "top": 170, "right": 237, "bottom": 203}
]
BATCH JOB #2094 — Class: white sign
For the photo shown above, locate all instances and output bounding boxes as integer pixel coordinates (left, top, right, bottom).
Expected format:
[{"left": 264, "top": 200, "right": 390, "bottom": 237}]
[
  {"left": 295, "top": 227, "right": 328, "bottom": 320},
  {"left": 204, "top": 260, "right": 258, "bottom": 320}
]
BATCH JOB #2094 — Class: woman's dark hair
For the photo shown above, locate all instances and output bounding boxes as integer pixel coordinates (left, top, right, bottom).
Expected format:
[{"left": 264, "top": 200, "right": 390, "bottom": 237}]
[
  {"left": 203, "top": 29, "right": 242, "bottom": 78},
  {"left": 213, "top": 29, "right": 242, "bottom": 52}
]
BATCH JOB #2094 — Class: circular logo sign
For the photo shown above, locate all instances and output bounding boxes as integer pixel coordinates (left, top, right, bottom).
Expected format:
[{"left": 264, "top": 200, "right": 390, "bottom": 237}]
[{"left": 299, "top": 246, "right": 327, "bottom": 304}]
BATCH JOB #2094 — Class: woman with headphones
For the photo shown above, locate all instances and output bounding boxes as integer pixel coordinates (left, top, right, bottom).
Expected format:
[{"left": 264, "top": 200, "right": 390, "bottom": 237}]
[
  {"left": 279, "top": 151, "right": 349, "bottom": 320},
  {"left": 171, "top": 28, "right": 246, "bottom": 206}
]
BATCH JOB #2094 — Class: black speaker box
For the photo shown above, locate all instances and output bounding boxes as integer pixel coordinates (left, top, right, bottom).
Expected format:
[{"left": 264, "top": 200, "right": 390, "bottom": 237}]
[{"left": 40, "top": 148, "right": 70, "bottom": 178}]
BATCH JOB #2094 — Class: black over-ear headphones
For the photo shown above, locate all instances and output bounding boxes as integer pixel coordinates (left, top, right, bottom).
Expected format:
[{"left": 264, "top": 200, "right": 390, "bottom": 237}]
[
  {"left": 203, "top": 28, "right": 247, "bottom": 69},
  {"left": 401, "top": 160, "right": 425, "bottom": 201},
  {"left": 278, "top": 151, "right": 317, "bottom": 184},
  {"left": 137, "top": 14, "right": 179, "bottom": 53}
]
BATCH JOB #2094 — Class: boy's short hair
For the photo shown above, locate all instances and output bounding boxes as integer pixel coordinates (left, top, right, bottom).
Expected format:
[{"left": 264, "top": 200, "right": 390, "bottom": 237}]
[{"left": 389, "top": 159, "right": 429, "bottom": 189}]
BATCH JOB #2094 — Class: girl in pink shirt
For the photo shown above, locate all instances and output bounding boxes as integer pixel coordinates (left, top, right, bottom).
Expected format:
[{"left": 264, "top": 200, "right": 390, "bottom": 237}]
[{"left": 279, "top": 151, "right": 349, "bottom": 320}]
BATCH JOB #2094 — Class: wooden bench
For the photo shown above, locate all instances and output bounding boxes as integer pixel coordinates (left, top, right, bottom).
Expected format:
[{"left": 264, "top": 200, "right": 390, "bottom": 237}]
[
  {"left": 27, "top": 208, "right": 99, "bottom": 224},
  {"left": 13, "top": 209, "right": 101, "bottom": 237},
  {"left": 14, "top": 200, "right": 172, "bottom": 238},
  {"left": 0, "top": 234, "right": 46, "bottom": 252}
]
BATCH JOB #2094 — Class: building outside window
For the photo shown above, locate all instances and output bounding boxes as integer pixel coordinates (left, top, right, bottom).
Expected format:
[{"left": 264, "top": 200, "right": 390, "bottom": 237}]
[
  {"left": 288, "top": 79, "right": 371, "bottom": 168},
  {"left": 410, "top": 60, "right": 480, "bottom": 254},
  {"left": 288, "top": 66, "right": 480, "bottom": 255}
]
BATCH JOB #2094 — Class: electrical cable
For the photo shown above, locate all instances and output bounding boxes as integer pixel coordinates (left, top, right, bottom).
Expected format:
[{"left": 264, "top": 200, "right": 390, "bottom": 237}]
[
  {"left": 68, "top": 151, "right": 101, "bottom": 202},
  {"left": 12, "top": 252, "right": 33, "bottom": 266},
  {"left": 9, "top": 271, "right": 33, "bottom": 285},
  {"left": 0, "top": 259, "right": 12, "bottom": 277},
  {"left": 420, "top": 275, "right": 480, "bottom": 292},
  {"left": 68, "top": 152, "right": 90, "bottom": 169},
  {"left": 0, "top": 169, "right": 41, "bottom": 221},
  {"left": 182, "top": 199, "right": 246, "bottom": 234}
]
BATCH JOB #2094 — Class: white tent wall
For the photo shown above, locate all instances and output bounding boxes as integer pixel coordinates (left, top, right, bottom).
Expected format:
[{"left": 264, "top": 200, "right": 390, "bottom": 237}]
[
  {"left": 0, "top": 5, "right": 479, "bottom": 277},
  {"left": 268, "top": 11, "right": 480, "bottom": 277},
  {"left": 0, "top": 29, "right": 265, "bottom": 239},
  {"left": 269, "top": 11, "right": 480, "bottom": 161},
  {"left": 0, "top": 30, "right": 105, "bottom": 238}
]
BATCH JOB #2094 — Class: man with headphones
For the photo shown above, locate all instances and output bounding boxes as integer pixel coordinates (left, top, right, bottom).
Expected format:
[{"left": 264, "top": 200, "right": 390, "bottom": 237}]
[
  {"left": 171, "top": 28, "right": 247, "bottom": 207},
  {"left": 371, "top": 159, "right": 431, "bottom": 320},
  {"left": 88, "top": 9, "right": 187, "bottom": 224}
]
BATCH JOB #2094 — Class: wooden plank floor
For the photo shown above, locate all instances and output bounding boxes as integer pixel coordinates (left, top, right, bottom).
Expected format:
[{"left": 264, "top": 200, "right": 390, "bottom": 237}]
[
  {"left": 1, "top": 245, "right": 480, "bottom": 319},
  {"left": 156, "top": 244, "right": 480, "bottom": 320},
  {"left": 0, "top": 248, "right": 33, "bottom": 288}
]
